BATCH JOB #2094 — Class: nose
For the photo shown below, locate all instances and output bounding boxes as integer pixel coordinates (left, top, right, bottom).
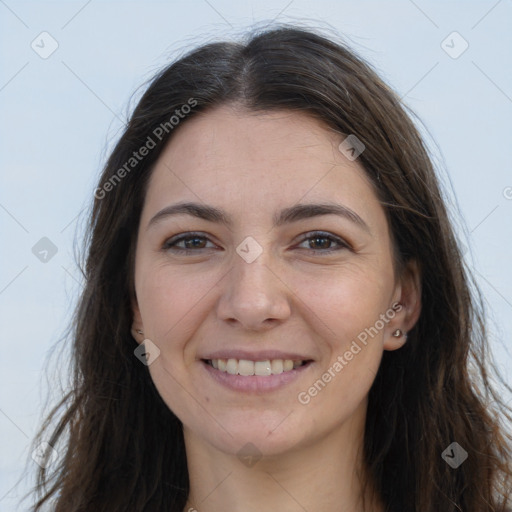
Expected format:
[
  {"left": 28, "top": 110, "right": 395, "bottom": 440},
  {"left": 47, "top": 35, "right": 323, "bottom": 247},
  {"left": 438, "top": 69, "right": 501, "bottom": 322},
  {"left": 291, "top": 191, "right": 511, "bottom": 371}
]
[{"left": 216, "top": 248, "right": 292, "bottom": 331}]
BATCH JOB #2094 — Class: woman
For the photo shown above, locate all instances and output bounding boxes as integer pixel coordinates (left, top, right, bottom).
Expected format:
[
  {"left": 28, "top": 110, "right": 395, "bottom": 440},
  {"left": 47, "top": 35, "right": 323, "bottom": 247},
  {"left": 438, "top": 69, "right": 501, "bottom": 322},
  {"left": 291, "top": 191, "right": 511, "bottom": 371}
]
[{"left": 30, "top": 24, "right": 512, "bottom": 511}]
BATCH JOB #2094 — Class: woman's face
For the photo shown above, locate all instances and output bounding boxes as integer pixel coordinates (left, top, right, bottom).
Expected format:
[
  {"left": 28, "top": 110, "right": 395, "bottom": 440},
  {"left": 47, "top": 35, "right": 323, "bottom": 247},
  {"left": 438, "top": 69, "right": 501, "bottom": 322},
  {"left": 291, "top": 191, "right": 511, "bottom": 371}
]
[{"left": 132, "top": 105, "right": 419, "bottom": 457}]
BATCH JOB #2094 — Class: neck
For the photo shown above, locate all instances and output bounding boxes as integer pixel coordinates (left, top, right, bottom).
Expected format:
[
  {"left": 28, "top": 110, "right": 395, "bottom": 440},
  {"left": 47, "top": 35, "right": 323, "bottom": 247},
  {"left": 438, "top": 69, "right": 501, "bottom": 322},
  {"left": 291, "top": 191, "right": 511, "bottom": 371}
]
[{"left": 182, "top": 407, "right": 384, "bottom": 512}]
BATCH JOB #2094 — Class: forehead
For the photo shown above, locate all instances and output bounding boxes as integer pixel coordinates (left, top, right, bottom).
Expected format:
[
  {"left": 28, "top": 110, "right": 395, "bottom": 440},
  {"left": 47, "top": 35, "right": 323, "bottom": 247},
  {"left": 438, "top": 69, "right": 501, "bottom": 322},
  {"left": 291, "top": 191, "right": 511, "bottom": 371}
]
[{"left": 141, "top": 105, "right": 384, "bottom": 231}]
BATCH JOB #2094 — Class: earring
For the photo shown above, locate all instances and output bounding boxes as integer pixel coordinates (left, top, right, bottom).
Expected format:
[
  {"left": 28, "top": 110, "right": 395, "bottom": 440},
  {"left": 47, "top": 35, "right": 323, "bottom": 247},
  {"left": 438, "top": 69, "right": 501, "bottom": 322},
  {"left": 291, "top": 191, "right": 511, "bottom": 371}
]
[{"left": 392, "top": 329, "right": 404, "bottom": 338}]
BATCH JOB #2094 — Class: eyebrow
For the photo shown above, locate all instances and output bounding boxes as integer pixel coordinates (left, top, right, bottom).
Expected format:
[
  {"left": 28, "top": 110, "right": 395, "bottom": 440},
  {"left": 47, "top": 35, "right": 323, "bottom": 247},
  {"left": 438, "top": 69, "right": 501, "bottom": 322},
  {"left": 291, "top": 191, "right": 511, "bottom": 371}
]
[{"left": 147, "top": 201, "right": 370, "bottom": 233}]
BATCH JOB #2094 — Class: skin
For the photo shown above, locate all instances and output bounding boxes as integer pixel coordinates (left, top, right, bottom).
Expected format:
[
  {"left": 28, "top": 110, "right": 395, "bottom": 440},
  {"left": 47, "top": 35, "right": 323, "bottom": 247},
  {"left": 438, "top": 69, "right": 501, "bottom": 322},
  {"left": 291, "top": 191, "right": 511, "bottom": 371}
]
[{"left": 131, "top": 104, "right": 421, "bottom": 512}]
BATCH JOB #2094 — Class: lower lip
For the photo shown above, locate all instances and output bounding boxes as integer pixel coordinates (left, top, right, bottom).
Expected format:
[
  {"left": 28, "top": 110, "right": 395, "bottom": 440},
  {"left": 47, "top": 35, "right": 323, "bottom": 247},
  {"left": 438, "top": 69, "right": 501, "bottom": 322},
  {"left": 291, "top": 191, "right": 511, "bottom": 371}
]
[{"left": 201, "top": 360, "right": 313, "bottom": 392}]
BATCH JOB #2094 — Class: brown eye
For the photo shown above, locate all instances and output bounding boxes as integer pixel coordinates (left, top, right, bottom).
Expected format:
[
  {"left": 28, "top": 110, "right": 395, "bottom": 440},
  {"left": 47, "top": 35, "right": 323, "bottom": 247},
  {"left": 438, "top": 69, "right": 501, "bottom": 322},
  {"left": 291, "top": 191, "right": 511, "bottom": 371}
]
[
  {"left": 163, "top": 233, "right": 216, "bottom": 252},
  {"left": 296, "top": 231, "right": 350, "bottom": 253},
  {"left": 308, "top": 236, "right": 333, "bottom": 250}
]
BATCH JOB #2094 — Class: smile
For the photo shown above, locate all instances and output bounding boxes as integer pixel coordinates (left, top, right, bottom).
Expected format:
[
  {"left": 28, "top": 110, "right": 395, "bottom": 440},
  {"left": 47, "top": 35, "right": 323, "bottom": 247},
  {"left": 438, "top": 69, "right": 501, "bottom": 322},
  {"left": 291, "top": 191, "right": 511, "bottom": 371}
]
[
  {"left": 201, "top": 358, "right": 314, "bottom": 392},
  {"left": 204, "top": 358, "right": 310, "bottom": 376}
]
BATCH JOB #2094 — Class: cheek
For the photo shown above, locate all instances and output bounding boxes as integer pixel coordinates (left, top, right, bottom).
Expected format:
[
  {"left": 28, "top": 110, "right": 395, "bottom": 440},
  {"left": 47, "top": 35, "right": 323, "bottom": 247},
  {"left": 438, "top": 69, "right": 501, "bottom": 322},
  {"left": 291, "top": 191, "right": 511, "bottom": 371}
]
[
  {"left": 136, "top": 261, "right": 222, "bottom": 344},
  {"left": 299, "top": 261, "right": 394, "bottom": 342},
  {"left": 295, "top": 263, "right": 393, "bottom": 407},
  {"left": 293, "top": 271, "right": 390, "bottom": 426}
]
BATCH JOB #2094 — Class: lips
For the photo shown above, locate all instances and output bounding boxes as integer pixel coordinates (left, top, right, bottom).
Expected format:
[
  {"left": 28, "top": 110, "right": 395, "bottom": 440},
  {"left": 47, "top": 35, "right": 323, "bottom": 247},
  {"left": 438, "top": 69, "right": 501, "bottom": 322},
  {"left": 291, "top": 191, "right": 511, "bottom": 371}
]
[
  {"left": 201, "top": 357, "right": 313, "bottom": 392},
  {"left": 201, "top": 349, "right": 313, "bottom": 362},
  {"left": 199, "top": 349, "right": 314, "bottom": 392},
  {"left": 200, "top": 349, "right": 313, "bottom": 377},
  {"left": 204, "top": 358, "right": 309, "bottom": 376}
]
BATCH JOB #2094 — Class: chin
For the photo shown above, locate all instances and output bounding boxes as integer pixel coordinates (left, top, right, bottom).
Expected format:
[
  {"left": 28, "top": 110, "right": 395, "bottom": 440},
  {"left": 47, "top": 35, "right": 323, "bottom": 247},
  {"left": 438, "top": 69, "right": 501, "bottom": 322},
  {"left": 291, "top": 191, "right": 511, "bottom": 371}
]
[{"left": 189, "top": 410, "right": 313, "bottom": 458}]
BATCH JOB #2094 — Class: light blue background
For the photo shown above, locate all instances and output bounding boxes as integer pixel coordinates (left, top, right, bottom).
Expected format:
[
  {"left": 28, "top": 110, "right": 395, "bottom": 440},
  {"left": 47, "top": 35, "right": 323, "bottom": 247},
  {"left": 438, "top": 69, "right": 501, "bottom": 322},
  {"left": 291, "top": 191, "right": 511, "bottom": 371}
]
[{"left": 1, "top": 1, "right": 511, "bottom": 509}]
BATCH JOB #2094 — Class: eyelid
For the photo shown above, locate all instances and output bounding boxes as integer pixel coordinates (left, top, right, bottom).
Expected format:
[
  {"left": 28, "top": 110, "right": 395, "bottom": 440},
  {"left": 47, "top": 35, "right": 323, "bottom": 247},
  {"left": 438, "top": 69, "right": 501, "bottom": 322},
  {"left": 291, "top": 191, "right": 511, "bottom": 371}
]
[
  {"left": 294, "top": 231, "right": 352, "bottom": 252},
  {"left": 162, "top": 231, "right": 218, "bottom": 251},
  {"left": 162, "top": 230, "right": 352, "bottom": 254}
]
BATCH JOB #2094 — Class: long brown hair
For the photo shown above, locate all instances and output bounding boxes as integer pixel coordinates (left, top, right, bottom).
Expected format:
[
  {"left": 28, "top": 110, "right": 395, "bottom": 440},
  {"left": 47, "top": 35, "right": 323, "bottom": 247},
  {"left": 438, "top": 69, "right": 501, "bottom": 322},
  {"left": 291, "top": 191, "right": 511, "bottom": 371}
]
[{"left": 28, "top": 24, "right": 512, "bottom": 511}]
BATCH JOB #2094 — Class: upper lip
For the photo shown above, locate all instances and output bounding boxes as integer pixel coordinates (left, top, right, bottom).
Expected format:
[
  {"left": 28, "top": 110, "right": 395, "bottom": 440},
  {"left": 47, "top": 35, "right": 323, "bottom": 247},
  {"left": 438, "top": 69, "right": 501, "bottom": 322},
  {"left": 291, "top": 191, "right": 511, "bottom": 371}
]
[{"left": 200, "top": 350, "right": 314, "bottom": 362}]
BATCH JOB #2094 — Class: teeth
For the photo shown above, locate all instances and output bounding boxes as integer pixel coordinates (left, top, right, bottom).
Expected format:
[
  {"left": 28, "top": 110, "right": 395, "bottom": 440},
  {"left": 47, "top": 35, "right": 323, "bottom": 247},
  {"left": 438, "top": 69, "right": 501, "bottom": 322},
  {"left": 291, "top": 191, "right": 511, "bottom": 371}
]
[
  {"left": 255, "top": 361, "right": 272, "bottom": 376},
  {"left": 271, "top": 359, "right": 283, "bottom": 374},
  {"left": 226, "top": 359, "right": 238, "bottom": 375},
  {"left": 207, "top": 358, "right": 307, "bottom": 376}
]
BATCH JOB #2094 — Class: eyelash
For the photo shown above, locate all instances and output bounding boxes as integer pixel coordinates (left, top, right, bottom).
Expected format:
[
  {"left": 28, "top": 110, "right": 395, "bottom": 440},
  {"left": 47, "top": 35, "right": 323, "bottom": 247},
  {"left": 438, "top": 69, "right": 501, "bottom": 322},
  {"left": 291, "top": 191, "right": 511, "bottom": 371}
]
[{"left": 162, "top": 231, "right": 351, "bottom": 254}]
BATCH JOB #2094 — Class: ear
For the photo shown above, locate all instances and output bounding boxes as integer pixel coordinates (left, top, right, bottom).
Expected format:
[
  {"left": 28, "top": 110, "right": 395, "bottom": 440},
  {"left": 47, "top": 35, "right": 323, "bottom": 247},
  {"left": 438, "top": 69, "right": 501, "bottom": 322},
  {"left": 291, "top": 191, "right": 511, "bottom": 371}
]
[
  {"left": 383, "top": 259, "right": 422, "bottom": 351},
  {"left": 131, "top": 296, "right": 145, "bottom": 345}
]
